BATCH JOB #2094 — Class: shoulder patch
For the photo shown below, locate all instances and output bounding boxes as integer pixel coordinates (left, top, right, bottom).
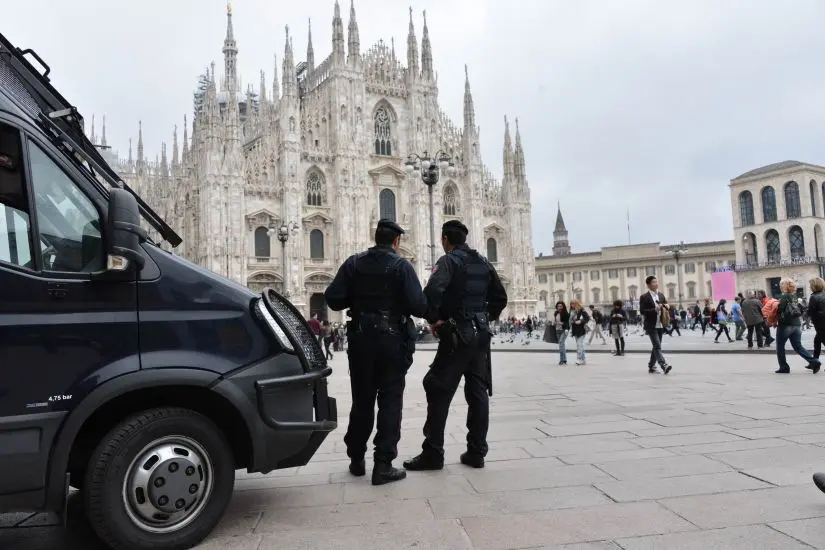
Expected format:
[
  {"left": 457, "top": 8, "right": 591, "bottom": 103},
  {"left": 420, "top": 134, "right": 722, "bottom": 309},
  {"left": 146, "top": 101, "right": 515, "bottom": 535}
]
[{"left": 431, "top": 264, "right": 439, "bottom": 274}]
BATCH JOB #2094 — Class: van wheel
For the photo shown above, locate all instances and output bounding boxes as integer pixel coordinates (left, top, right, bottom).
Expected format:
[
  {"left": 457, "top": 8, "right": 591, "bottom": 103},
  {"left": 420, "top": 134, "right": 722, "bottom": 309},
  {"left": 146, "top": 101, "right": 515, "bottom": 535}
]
[{"left": 84, "top": 407, "right": 234, "bottom": 550}]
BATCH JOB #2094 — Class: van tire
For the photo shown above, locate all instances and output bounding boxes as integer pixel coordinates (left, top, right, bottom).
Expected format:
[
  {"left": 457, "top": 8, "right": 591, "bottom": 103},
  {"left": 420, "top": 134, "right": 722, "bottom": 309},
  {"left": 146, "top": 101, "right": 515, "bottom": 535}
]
[{"left": 84, "top": 407, "right": 235, "bottom": 550}]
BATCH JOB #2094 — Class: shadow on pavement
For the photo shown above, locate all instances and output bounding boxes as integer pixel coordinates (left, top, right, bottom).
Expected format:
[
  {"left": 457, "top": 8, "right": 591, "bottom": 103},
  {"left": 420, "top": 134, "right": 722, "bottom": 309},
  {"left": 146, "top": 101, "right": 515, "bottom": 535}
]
[{"left": 0, "top": 491, "right": 109, "bottom": 550}]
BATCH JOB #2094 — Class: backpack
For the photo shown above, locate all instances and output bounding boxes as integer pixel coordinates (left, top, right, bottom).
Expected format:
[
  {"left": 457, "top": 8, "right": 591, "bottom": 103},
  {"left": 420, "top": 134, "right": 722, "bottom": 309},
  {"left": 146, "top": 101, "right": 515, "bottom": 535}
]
[
  {"left": 762, "top": 299, "right": 780, "bottom": 327},
  {"left": 781, "top": 298, "right": 803, "bottom": 324}
]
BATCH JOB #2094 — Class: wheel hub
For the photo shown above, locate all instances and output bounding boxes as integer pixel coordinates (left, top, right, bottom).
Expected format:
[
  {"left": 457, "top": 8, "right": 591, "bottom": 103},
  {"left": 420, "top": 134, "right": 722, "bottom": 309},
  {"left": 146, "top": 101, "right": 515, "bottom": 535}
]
[{"left": 122, "top": 436, "right": 213, "bottom": 534}]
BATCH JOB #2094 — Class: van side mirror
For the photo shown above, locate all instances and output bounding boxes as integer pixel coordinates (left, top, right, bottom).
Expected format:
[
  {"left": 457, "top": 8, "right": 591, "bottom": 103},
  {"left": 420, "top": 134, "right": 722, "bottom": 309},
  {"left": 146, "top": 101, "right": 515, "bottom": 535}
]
[{"left": 106, "top": 188, "right": 147, "bottom": 271}]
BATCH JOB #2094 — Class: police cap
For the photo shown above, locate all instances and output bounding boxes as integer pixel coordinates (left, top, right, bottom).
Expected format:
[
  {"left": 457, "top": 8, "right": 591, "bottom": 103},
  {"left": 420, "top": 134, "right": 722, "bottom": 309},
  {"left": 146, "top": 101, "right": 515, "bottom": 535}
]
[
  {"left": 442, "top": 219, "right": 468, "bottom": 236},
  {"left": 377, "top": 218, "right": 405, "bottom": 236}
]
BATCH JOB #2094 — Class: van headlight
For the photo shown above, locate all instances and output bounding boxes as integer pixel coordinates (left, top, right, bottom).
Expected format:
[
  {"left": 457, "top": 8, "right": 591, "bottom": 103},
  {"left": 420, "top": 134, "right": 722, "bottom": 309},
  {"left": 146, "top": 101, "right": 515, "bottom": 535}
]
[{"left": 254, "top": 298, "right": 295, "bottom": 352}]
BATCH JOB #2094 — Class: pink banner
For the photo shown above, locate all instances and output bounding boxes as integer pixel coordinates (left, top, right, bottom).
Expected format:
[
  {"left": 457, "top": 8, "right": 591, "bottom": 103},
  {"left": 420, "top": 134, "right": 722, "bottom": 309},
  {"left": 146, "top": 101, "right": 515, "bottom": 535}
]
[{"left": 711, "top": 271, "right": 737, "bottom": 300}]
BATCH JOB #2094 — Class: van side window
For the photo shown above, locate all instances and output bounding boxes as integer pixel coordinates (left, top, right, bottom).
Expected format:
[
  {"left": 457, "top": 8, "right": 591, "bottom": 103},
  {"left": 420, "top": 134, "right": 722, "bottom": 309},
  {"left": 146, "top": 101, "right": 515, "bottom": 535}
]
[
  {"left": 28, "top": 142, "right": 104, "bottom": 273},
  {"left": 0, "top": 122, "right": 34, "bottom": 269}
]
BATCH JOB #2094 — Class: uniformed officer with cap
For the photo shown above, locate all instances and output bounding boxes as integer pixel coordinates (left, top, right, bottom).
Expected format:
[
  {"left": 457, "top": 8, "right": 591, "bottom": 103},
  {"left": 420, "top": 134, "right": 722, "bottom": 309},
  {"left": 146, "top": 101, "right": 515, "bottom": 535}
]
[
  {"left": 324, "top": 218, "right": 428, "bottom": 485},
  {"left": 403, "top": 219, "right": 508, "bottom": 471}
]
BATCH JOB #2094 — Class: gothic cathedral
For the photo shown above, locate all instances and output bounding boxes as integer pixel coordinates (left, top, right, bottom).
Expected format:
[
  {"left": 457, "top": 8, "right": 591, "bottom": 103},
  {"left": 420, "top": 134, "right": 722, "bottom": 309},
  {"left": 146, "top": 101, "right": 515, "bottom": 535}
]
[{"left": 105, "top": 3, "right": 537, "bottom": 319}]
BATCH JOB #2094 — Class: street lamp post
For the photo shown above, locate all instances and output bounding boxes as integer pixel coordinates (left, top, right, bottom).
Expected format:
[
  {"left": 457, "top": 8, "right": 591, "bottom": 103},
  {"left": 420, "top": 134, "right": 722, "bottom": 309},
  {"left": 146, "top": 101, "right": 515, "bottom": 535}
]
[
  {"left": 667, "top": 241, "right": 689, "bottom": 308},
  {"left": 270, "top": 221, "right": 299, "bottom": 297},
  {"left": 404, "top": 150, "right": 455, "bottom": 270}
]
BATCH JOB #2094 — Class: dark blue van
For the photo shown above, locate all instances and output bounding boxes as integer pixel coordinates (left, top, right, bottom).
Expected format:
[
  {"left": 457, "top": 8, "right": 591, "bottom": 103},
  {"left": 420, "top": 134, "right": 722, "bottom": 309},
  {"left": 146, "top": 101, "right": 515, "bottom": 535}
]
[{"left": 0, "top": 33, "right": 336, "bottom": 550}]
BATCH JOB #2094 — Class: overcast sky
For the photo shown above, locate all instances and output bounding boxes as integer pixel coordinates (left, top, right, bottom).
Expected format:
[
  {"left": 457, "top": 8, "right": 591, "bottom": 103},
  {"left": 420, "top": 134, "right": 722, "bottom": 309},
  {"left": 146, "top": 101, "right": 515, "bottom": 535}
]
[{"left": 5, "top": 0, "right": 825, "bottom": 255}]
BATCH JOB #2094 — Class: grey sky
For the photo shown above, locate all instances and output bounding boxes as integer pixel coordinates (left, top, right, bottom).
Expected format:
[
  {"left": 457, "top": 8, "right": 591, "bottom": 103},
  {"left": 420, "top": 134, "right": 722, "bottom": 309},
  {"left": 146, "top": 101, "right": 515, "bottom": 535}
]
[{"left": 5, "top": 0, "right": 825, "bottom": 255}]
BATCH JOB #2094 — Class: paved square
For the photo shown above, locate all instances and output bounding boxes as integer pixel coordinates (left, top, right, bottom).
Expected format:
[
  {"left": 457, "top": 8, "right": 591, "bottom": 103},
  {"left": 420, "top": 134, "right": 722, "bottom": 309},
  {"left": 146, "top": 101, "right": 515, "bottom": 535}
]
[{"left": 5, "top": 349, "right": 825, "bottom": 549}]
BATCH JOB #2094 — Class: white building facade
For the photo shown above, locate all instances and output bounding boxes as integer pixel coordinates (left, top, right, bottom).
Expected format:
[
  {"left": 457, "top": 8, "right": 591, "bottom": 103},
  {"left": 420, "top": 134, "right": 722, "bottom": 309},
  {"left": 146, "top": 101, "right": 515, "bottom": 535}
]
[
  {"left": 730, "top": 161, "right": 825, "bottom": 297},
  {"left": 99, "top": 4, "right": 537, "bottom": 320}
]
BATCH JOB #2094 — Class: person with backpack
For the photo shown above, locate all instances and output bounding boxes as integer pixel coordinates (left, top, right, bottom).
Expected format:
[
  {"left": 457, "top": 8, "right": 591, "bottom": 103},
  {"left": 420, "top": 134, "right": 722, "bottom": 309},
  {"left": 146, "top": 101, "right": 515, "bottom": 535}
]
[{"left": 774, "top": 278, "right": 821, "bottom": 374}]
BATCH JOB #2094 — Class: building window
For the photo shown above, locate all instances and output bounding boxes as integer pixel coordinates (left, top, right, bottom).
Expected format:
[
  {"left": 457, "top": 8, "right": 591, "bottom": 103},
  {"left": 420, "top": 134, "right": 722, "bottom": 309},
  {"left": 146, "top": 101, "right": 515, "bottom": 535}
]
[
  {"left": 645, "top": 266, "right": 656, "bottom": 276},
  {"left": 738, "top": 190, "right": 754, "bottom": 226},
  {"left": 667, "top": 284, "right": 676, "bottom": 300},
  {"left": 309, "top": 229, "right": 324, "bottom": 259},
  {"left": 789, "top": 225, "right": 805, "bottom": 259},
  {"left": 254, "top": 226, "right": 270, "bottom": 258},
  {"left": 665, "top": 264, "right": 675, "bottom": 275},
  {"left": 811, "top": 180, "right": 818, "bottom": 217},
  {"left": 765, "top": 229, "right": 781, "bottom": 263},
  {"left": 608, "top": 269, "right": 618, "bottom": 279},
  {"left": 628, "top": 285, "right": 638, "bottom": 300},
  {"left": 687, "top": 281, "right": 696, "bottom": 298},
  {"left": 610, "top": 286, "right": 619, "bottom": 301},
  {"left": 761, "top": 186, "right": 777, "bottom": 222},
  {"left": 785, "top": 181, "right": 801, "bottom": 219},
  {"left": 743, "top": 232, "right": 758, "bottom": 265},
  {"left": 379, "top": 188, "right": 396, "bottom": 221},
  {"left": 684, "top": 262, "right": 695, "bottom": 273},
  {"left": 374, "top": 107, "right": 392, "bottom": 156},
  {"left": 707, "top": 281, "right": 712, "bottom": 298},
  {"left": 538, "top": 274, "right": 547, "bottom": 284},
  {"left": 573, "top": 272, "right": 582, "bottom": 282},
  {"left": 592, "top": 288, "right": 601, "bottom": 303},
  {"left": 555, "top": 273, "right": 564, "bottom": 283},
  {"left": 306, "top": 171, "right": 323, "bottom": 206},
  {"left": 443, "top": 183, "right": 458, "bottom": 216},
  {"left": 627, "top": 267, "right": 637, "bottom": 277},
  {"left": 590, "top": 270, "right": 600, "bottom": 281},
  {"left": 486, "top": 238, "right": 498, "bottom": 263},
  {"left": 705, "top": 261, "right": 716, "bottom": 273}
]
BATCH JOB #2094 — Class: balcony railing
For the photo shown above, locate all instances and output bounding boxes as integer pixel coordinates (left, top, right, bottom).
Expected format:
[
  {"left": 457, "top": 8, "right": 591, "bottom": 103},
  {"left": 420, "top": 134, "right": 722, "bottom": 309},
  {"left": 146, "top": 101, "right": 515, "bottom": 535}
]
[{"left": 726, "top": 255, "right": 825, "bottom": 272}]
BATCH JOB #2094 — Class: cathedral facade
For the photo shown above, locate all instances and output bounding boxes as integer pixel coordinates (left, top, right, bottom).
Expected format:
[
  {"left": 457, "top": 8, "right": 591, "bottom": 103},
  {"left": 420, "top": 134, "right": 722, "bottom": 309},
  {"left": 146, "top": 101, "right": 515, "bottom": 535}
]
[{"left": 102, "top": 3, "right": 536, "bottom": 320}]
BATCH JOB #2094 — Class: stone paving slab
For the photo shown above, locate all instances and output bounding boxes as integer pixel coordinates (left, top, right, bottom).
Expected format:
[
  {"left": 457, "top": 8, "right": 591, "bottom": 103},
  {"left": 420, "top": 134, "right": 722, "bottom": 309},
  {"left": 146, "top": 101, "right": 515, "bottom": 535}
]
[{"left": 6, "top": 349, "right": 825, "bottom": 549}]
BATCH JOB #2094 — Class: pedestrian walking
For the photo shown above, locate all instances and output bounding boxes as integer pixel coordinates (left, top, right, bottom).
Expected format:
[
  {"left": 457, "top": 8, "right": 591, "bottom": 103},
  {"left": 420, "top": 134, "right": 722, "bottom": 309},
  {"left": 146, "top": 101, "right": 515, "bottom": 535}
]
[
  {"left": 587, "top": 306, "right": 607, "bottom": 344},
  {"left": 773, "top": 278, "right": 820, "bottom": 374},
  {"left": 609, "top": 300, "right": 627, "bottom": 356},
  {"left": 324, "top": 219, "right": 428, "bottom": 485},
  {"left": 741, "top": 290, "right": 766, "bottom": 349},
  {"left": 639, "top": 275, "right": 672, "bottom": 374},
  {"left": 809, "top": 277, "right": 825, "bottom": 359},
  {"left": 731, "top": 297, "right": 746, "bottom": 340},
  {"left": 404, "top": 220, "right": 508, "bottom": 472}
]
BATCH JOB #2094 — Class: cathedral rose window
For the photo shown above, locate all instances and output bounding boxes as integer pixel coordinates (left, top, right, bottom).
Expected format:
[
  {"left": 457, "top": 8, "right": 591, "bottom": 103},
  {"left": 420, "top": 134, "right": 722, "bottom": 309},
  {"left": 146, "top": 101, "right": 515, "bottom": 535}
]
[
  {"left": 443, "top": 184, "right": 457, "bottom": 216},
  {"left": 306, "top": 171, "right": 323, "bottom": 206}
]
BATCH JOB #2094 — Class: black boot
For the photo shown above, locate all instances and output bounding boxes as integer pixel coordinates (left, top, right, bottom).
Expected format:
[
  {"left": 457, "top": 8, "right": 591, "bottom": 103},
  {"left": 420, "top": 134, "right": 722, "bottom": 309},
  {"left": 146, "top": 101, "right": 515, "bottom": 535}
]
[
  {"left": 460, "top": 451, "right": 485, "bottom": 469},
  {"left": 403, "top": 453, "right": 444, "bottom": 471},
  {"left": 349, "top": 458, "right": 366, "bottom": 477},
  {"left": 372, "top": 462, "right": 406, "bottom": 486}
]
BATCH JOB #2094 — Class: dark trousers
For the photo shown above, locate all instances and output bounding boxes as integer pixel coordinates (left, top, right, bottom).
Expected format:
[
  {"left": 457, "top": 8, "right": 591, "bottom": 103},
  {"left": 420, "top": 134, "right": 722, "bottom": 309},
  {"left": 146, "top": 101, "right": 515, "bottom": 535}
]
[
  {"left": 421, "top": 332, "right": 490, "bottom": 458},
  {"left": 814, "top": 322, "right": 825, "bottom": 358},
  {"left": 714, "top": 323, "right": 732, "bottom": 342},
  {"left": 776, "top": 324, "right": 817, "bottom": 371},
  {"left": 344, "top": 332, "right": 407, "bottom": 464},
  {"left": 647, "top": 328, "right": 667, "bottom": 368},
  {"left": 746, "top": 323, "right": 765, "bottom": 348}
]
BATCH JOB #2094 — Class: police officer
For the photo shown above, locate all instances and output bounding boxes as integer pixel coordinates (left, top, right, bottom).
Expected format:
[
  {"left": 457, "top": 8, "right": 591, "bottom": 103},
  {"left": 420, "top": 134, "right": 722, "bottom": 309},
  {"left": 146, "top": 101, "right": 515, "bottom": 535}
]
[
  {"left": 403, "top": 220, "right": 508, "bottom": 471},
  {"left": 324, "top": 219, "right": 428, "bottom": 485}
]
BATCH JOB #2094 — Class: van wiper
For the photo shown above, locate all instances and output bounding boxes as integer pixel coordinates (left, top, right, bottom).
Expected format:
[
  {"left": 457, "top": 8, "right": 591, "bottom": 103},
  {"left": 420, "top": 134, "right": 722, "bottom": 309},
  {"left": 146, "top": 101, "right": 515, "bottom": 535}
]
[{"left": 0, "top": 32, "right": 182, "bottom": 248}]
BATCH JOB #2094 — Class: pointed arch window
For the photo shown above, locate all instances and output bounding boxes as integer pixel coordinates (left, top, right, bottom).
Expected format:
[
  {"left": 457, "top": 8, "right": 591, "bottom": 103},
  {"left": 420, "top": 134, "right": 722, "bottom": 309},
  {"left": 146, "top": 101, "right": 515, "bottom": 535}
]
[
  {"left": 785, "top": 181, "right": 801, "bottom": 219},
  {"left": 811, "top": 180, "right": 818, "bottom": 217},
  {"left": 738, "top": 191, "right": 754, "bottom": 226},
  {"left": 761, "top": 186, "right": 777, "bottom": 222},
  {"left": 486, "top": 238, "right": 498, "bottom": 263},
  {"left": 443, "top": 183, "right": 458, "bottom": 216},
  {"left": 789, "top": 225, "right": 805, "bottom": 259},
  {"left": 374, "top": 107, "right": 392, "bottom": 156},
  {"left": 254, "top": 226, "right": 270, "bottom": 258},
  {"left": 379, "top": 188, "right": 396, "bottom": 221},
  {"left": 765, "top": 229, "right": 780, "bottom": 263},
  {"left": 309, "top": 229, "right": 324, "bottom": 259},
  {"left": 306, "top": 171, "right": 324, "bottom": 206}
]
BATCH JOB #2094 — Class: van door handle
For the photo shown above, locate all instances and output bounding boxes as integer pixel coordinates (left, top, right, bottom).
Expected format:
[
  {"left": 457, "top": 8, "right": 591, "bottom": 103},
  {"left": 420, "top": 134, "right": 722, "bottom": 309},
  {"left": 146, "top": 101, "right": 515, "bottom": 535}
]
[{"left": 47, "top": 283, "right": 67, "bottom": 299}]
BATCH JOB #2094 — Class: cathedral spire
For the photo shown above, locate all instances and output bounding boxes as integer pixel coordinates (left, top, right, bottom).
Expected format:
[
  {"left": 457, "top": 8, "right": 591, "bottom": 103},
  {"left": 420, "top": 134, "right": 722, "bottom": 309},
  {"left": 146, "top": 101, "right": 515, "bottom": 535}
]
[
  {"left": 259, "top": 70, "right": 267, "bottom": 105},
  {"left": 306, "top": 18, "right": 315, "bottom": 70},
  {"left": 420, "top": 10, "right": 433, "bottom": 80},
  {"left": 406, "top": 7, "right": 419, "bottom": 80},
  {"left": 90, "top": 114, "right": 97, "bottom": 145},
  {"left": 514, "top": 117, "right": 525, "bottom": 183},
  {"left": 136, "top": 120, "right": 145, "bottom": 173},
  {"left": 272, "top": 53, "right": 280, "bottom": 100},
  {"left": 463, "top": 65, "right": 475, "bottom": 130},
  {"left": 347, "top": 0, "right": 360, "bottom": 64},
  {"left": 222, "top": 2, "right": 238, "bottom": 92},
  {"left": 160, "top": 142, "right": 168, "bottom": 178},
  {"left": 101, "top": 115, "right": 107, "bottom": 147},
  {"left": 502, "top": 115, "right": 515, "bottom": 189},
  {"left": 332, "top": 0, "right": 346, "bottom": 64},
  {"left": 182, "top": 115, "right": 189, "bottom": 165},
  {"left": 128, "top": 138, "right": 133, "bottom": 165},
  {"left": 282, "top": 26, "right": 297, "bottom": 97},
  {"left": 172, "top": 125, "right": 179, "bottom": 168}
]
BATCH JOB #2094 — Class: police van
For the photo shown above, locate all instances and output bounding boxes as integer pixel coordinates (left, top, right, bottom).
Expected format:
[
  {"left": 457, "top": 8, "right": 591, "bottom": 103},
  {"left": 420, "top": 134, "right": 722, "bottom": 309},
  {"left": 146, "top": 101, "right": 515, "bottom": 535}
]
[{"left": 0, "top": 33, "right": 337, "bottom": 549}]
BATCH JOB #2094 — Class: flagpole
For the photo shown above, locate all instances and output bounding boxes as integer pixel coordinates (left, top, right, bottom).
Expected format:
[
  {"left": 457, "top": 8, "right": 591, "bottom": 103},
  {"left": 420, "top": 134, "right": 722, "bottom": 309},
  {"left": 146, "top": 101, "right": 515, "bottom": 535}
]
[{"left": 627, "top": 207, "right": 631, "bottom": 245}]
